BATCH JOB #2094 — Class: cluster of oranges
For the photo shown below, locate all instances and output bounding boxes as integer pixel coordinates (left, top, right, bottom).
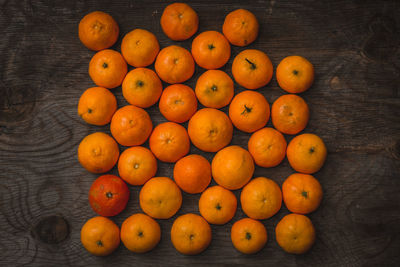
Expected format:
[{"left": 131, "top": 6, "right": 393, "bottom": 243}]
[{"left": 78, "top": 3, "right": 327, "bottom": 257}]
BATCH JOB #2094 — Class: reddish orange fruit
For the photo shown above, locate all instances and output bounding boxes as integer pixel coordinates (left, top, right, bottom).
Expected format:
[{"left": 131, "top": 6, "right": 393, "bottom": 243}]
[{"left": 89, "top": 174, "right": 130, "bottom": 217}]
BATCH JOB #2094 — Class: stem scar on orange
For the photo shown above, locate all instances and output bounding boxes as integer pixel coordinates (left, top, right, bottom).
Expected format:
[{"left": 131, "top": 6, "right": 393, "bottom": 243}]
[{"left": 276, "top": 55, "right": 314, "bottom": 93}]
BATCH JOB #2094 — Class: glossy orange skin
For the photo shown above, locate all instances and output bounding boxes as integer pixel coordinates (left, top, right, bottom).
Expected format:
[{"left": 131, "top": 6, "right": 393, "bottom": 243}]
[
  {"left": 110, "top": 105, "right": 153, "bottom": 147},
  {"left": 78, "top": 87, "right": 117, "bottom": 126},
  {"left": 159, "top": 84, "right": 197, "bottom": 123},
  {"left": 121, "top": 29, "right": 160, "bottom": 67},
  {"left": 286, "top": 133, "right": 327, "bottom": 174},
  {"left": 248, "top": 127, "right": 287, "bottom": 167},
  {"left": 199, "top": 185, "right": 237, "bottom": 225},
  {"left": 118, "top": 146, "right": 157, "bottom": 186},
  {"left": 222, "top": 9, "right": 259, "bottom": 47},
  {"left": 282, "top": 173, "right": 323, "bottom": 214},
  {"left": 240, "top": 177, "right": 282, "bottom": 220},
  {"left": 275, "top": 213, "right": 316, "bottom": 254},
  {"left": 195, "top": 70, "right": 234, "bottom": 109},
  {"left": 231, "top": 218, "right": 267, "bottom": 254},
  {"left": 276, "top": 56, "right": 314, "bottom": 93},
  {"left": 171, "top": 213, "right": 212, "bottom": 255},
  {"left": 155, "top": 45, "right": 195, "bottom": 84},
  {"left": 229, "top": 90, "right": 270, "bottom": 133},
  {"left": 78, "top": 132, "right": 119, "bottom": 173},
  {"left": 80, "top": 216, "right": 120, "bottom": 256},
  {"left": 188, "top": 108, "right": 233, "bottom": 152},
  {"left": 232, "top": 49, "right": 273, "bottom": 90},
  {"left": 139, "top": 177, "right": 182, "bottom": 219},
  {"left": 78, "top": 11, "right": 119, "bottom": 51},
  {"left": 212, "top": 145, "right": 255, "bottom": 190},
  {"left": 89, "top": 49, "right": 127, "bottom": 89},
  {"left": 149, "top": 122, "right": 190, "bottom": 163},
  {"left": 122, "top": 68, "right": 162, "bottom": 108},
  {"left": 89, "top": 175, "right": 130, "bottom": 217},
  {"left": 120, "top": 213, "right": 161, "bottom": 253},
  {"left": 271, "top": 94, "right": 309, "bottom": 135},
  {"left": 191, "top": 31, "right": 231, "bottom": 69},
  {"left": 160, "top": 3, "right": 198, "bottom": 41},
  {"left": 173, "top": 154, "right": 211, "bottom": 194}
]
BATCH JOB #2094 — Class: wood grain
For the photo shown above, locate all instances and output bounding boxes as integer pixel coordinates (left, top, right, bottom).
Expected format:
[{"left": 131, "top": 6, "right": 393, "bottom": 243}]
[{"left": 1, "top": 0, "right": 399, "bottom": 266}]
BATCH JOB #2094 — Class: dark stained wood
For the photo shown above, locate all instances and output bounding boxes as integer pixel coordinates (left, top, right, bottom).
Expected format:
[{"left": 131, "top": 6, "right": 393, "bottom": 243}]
[{"left": 1, "top": 0, "right": 400, "bottom": 265}]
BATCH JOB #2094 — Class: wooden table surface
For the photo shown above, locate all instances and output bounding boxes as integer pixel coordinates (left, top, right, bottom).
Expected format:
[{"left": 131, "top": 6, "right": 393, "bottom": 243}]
[{"left": 1, "top": 0, "right": 399, "bottom": 266}]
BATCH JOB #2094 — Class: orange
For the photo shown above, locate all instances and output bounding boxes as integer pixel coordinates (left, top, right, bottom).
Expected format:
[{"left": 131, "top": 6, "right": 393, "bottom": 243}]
[
  {"left": 139, "top": 177, "right": 182, "bottom": 219},
  {"left": 240, "top": 177, "right": 282, "bottom": 219},
  {"left": 276, "top": 56, "right": 314, "bottom": 93},
  {"left": 155, "top": 45, "right": 195, "bottom": 84},
  {"left": 286, "top": 133, "right": 327, "bottom": 174},
  {"left": 78, "top": 11, "right": 119, "bottom": 51},
  {"left": 199, "top": 185, "right": 237, "bottom": 225},
  {"left": 149, "top": 122, "right": 190, "bottom": 163},
  {"left": 160, "top": 3, "right": 198, "bottom": 41},
  {"left": 122, "top": 68, "right": 162, "bottom": 108},
  {"left": 282, "top": 173, "right": 323, "bottom": 214},
  {"left": 222, "top": 9, "right": 259, "bottom": 47},
  {"left": 211, "top": 145, "right": 254, "bottom": 190},
  {"left": 271, "top": 94, "right": 309, "bottom": 135},
  {"left": 120, "top": 213, "right": 161, "bottom": 253},
  {"left": 248, "top": 127, "right": 287, "bottom": 168},
  {"left": 121, "top": 29, "right": 159, "bottom": 67},
  {"left": 195, "top": 70, "right": 234, "bottom": 109},
  {"left": 173, "top": 154, "right": 211, "bottom": 194},
  {"left": 78, "top": 132, "right": 119, "bottom": 173},
  {"left": 231, "top": 218, "right": 267, "bottom": 254},
  {"left": 110, "top": 105, "right": 153, "bottom": 147},
  {"left": 89, "top": 174, "right": 130, "bottom": 217},
  {"left": 89, "top": 49, "right": 127, "bottom": 89},
  {"left": 228, "top": 90, "right": 270, "bottom": 133},
  {"left": 80, "top": 216, "right": 120, "bottom": 256},
  {"left": 118, "top": 146, "right": 157, "bottom": 186},
  {"left": 191, "top": 31, "right": 231, "bottom": 69},
  {"left": 275, "top": 213, "right": 316, "bottom": 254},
  {"left": 159, "top": 84, "right": 197, "bottom": 123},
  {"left": 78, "top": 87, "right": 117, "bottom": 126},
  {"left": 232, "top": 49, "right": 273, "bottom": 90},
  {"left": 171, "top": 213, "right": 212, "bottom": 255},
  {"left": 188, "top": 108, "right": 233, "bottom": 152}
]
